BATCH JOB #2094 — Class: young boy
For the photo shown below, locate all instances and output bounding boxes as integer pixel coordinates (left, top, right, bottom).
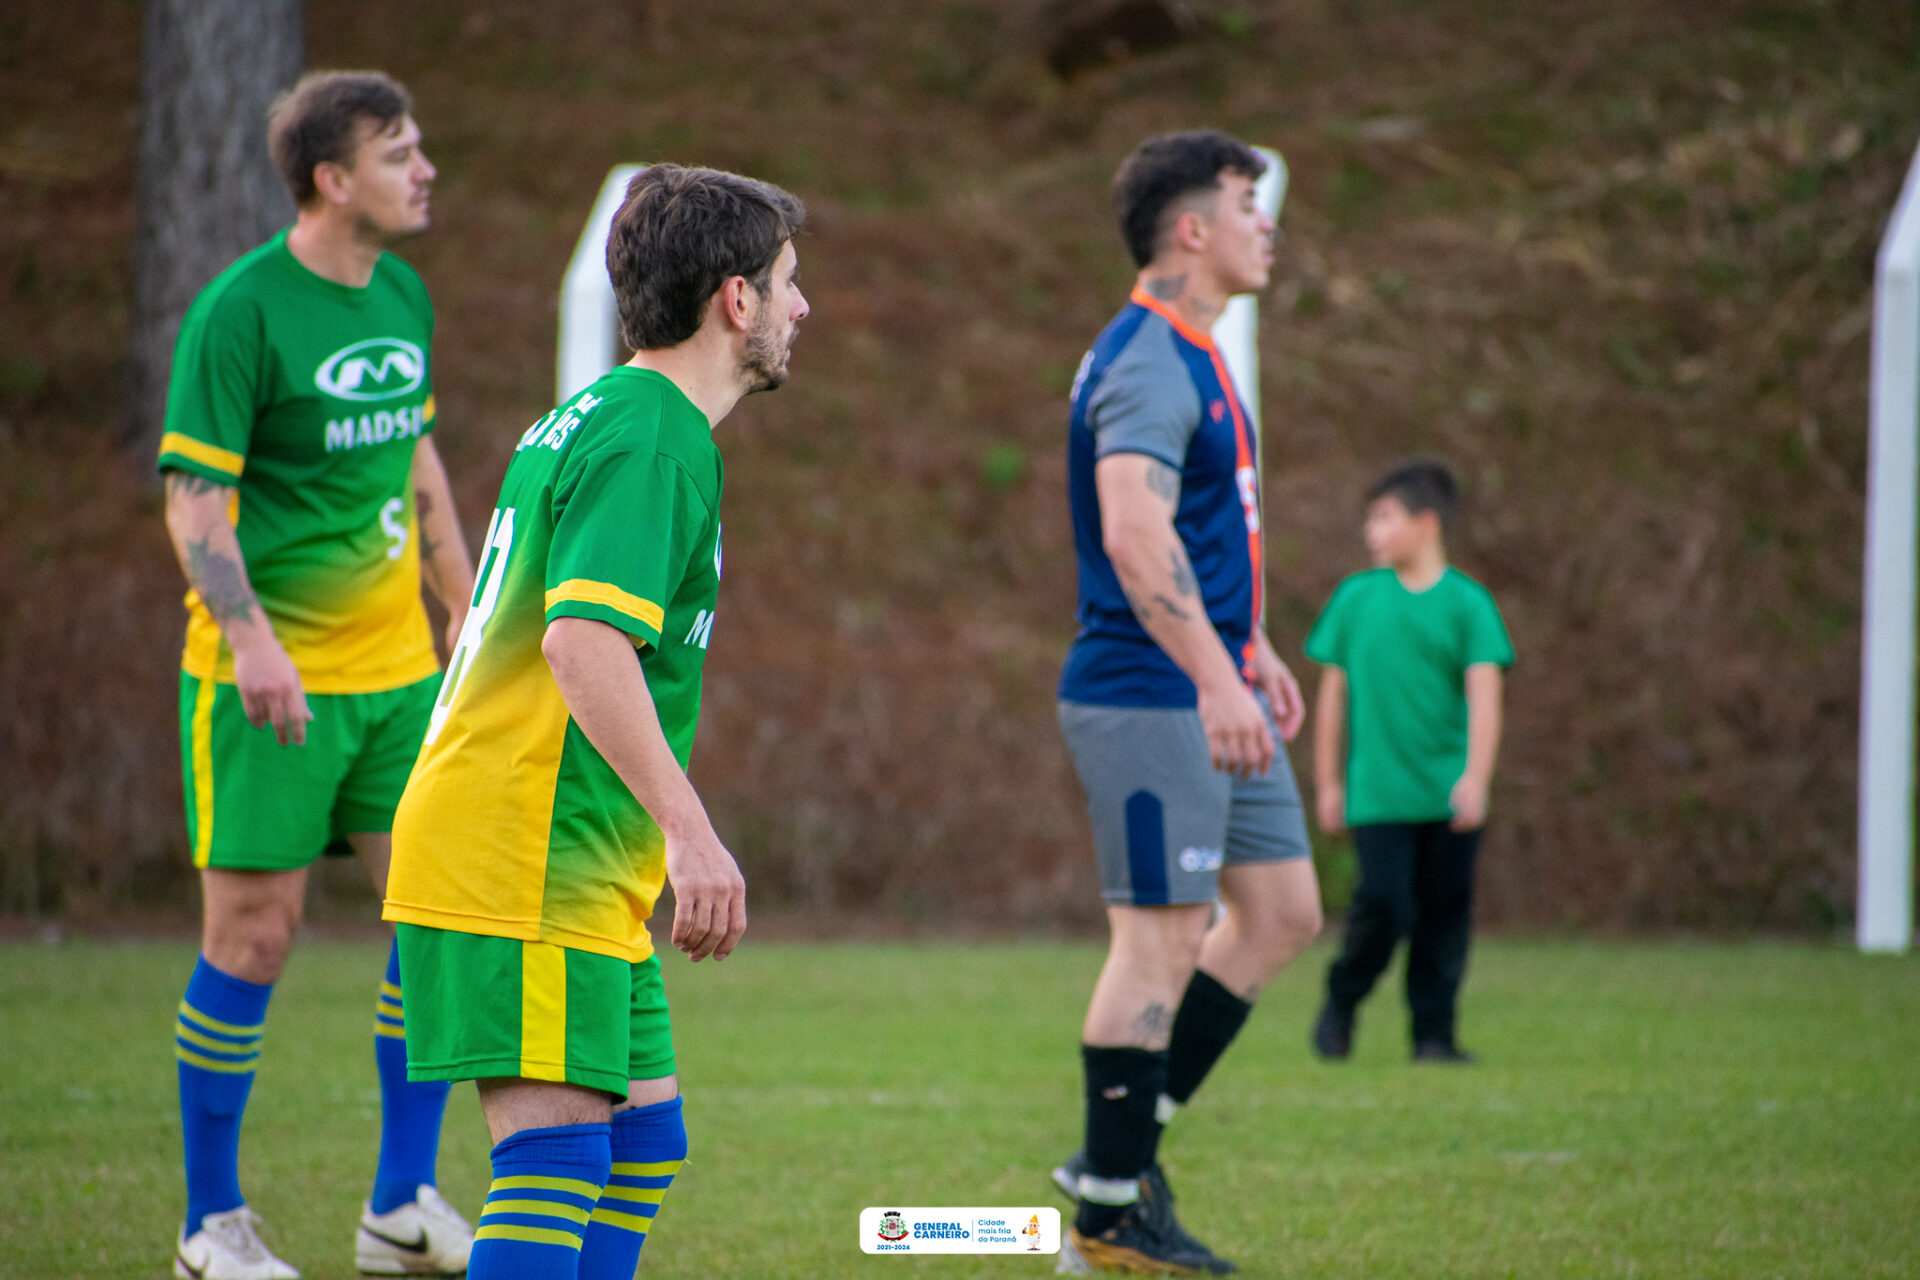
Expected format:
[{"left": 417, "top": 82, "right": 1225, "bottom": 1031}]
[{"left": 1306, "top": 457, "right": 1513, "bottom": 1063}]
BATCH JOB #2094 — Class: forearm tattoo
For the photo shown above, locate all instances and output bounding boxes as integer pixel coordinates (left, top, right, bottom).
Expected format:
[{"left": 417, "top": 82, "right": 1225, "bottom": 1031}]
[
  {"left": 185, "top": 536, "right": 258, "bottom": 627},
  {"left": 1151, "top": 593, "right": 1193, "bottom": 621},
  {"left": 167, "top": 472, "right": 257, "bottom": 627},
  {"left": 165, "top": 471, "right": 227, "bottom": 500},
  {"left": 1169, "top": 546, "right": 1198, "bottom": 598},
  {"left": 416, "top": 487, "right": 441, "bottom": 568}
]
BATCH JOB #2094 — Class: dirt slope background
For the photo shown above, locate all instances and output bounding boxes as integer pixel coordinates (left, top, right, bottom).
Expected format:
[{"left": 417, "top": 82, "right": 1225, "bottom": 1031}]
[{"left": 1, "top": 0, "right": 1912, "bottom": 931}]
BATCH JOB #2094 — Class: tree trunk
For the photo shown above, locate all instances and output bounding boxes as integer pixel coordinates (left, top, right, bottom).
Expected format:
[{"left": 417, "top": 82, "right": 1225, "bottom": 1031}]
[{"left": 124, "top": 0, "right": 302, "bottom": 455}]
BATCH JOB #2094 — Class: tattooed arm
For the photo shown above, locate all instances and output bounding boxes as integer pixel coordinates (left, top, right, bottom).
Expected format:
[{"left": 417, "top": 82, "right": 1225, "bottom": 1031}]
[
  {"left": 162, "top": 471, "right": 311, "bottom": 745},
  {"left": 1093, "top": 453, "right": 1273, "bottom": 778},
  {"left": 411, "top": 437, "right": 476, "bottom": 654}
]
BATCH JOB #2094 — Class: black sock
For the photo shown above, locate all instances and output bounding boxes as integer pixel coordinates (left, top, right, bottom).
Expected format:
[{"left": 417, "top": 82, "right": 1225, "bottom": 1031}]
[
  {"left": 1075, "top": 1044, "right": 1167, "bottom": 1237},
  {"left": 1164, "top": 969, "right": 1253, "bottom": 1106}
]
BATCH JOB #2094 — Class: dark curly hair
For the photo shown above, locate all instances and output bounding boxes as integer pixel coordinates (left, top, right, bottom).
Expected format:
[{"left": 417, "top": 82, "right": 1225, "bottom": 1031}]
[
  {"left": 1113, "top": 130, "right": 1267, "bottom": 269},
  {"left": 607, "top": 164, "right": 807, "bottom": 351}
]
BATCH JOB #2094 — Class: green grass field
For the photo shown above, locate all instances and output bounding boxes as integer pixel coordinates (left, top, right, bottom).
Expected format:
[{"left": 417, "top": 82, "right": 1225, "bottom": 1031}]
[{"left": 3, "top": 937, "right": 1917, "bottom": 1279}]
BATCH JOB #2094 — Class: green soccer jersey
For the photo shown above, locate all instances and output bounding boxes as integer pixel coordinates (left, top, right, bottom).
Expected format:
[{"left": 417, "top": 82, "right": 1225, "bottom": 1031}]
[
  {"left": 385, "top": 368, "right": 723, "bottom": 963},
  {"left": 156, "top": 228, "right": 439, "bottom": 694},
  {"left": 1305, "top": 566, "right": 1514, "bottom": 826}
]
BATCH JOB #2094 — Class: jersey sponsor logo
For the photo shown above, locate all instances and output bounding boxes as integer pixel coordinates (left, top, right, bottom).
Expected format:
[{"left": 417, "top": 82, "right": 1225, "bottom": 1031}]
[
  {"left": 324, "top": 404, "right": 429, "bottom": 452},
  {"left": 1210, "top": 399, "right": 1227, "bottom": 422},
  {"left": 316, "top": 337, "right": 426, "bottom": 401},
  {"left": 685, "top": 609, "right": 715, "bottom": 649}
]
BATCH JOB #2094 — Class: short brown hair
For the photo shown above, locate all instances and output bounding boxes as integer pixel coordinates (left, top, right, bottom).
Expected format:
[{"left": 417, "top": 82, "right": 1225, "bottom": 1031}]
[
  {"left": 607, "top": 165, "right": 806, "bottom": 351},
  {"left": 1114, "top": 130, "right": 1266, "bottom": 269},
  {"left": 268, "top": 71, "right": 413, "bottom": 207}
]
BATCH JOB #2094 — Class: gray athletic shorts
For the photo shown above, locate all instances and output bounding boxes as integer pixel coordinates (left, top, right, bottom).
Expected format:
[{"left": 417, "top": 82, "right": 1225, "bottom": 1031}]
[{"left": 1058, "top": 696, "right": 1312, "bottom": 907}]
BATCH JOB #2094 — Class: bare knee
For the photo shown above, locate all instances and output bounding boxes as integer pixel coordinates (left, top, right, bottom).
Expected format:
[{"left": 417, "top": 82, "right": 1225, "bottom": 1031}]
[{"left": 201, "top": 890, "right": 302, "bottom": 984}]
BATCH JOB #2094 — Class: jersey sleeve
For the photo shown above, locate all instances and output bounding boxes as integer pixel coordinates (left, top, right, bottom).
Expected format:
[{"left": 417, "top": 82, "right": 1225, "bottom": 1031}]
[
  {"left": 544, "top": 446, "right": 708, "bottom": 650},
  {"left": 1087, "top": 321, "right": 1201, "bottom": 467},
  {"left": 1304, "top": 576, "right": 1360, "bottom": 666},
  {"left": 1462, "top": 583, "right": 1516, "bottom": 668},
  {"left": 156, "top": 290, "right": 260, "bottom": 485}
]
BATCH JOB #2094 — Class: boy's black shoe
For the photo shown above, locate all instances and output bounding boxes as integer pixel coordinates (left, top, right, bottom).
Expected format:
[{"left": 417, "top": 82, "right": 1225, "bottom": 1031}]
[
  {"left": 1069, "top": 1200, "right": 1218, "bottom": 1277},
  {"left": 1412, "top": 1040, "right": 1476, "bottom": 1064},
  {"left": 1311, "top": 1002, "right": 1353, "bottom": 1060}
]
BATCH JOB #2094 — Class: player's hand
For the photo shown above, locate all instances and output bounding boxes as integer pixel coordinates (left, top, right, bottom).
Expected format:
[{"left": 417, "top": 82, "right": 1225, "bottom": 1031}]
[
  {"left": 1316, "top": 782, "right": 1347, "bottom": 835},
  {"left": 664, "top": 824, "right": 747, "bottom": 962},
  {"left": 232, "top": 636, "right": 312, "bottom": 746},
  {"left": 1250, "top": 630, "right": 1306, "bottom": 742},
  {"left": 1450, "top": 776, "right": 1489, "bottom": 832},
  {"left": 1197, "top": 677, "right": 1274, "bottom": 779}
]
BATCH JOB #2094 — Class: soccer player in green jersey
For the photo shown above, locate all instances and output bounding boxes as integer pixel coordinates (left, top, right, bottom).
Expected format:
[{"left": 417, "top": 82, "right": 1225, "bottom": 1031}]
[
  {"left": 1306, "top": 458, "right": 1514, "bottom": 1064},
  {"left": 158, "top": 72, "right": 477, "bottom": 1280},
  {"left": 383, "top": 164, "right": 807, "bottom": 1280}
]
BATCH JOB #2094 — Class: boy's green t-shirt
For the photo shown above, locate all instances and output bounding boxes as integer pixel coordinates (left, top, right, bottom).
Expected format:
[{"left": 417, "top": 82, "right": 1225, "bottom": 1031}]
[{"left": 1305, "top": 566, "right": 1514, "bottom": 826}]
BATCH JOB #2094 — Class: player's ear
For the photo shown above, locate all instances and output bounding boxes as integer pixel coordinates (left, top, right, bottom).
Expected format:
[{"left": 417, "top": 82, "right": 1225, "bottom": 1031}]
[
  {"left": 312, "top": 160, "right": 352, "bottom": 207},
  {"left": 1171, "top": 206, "right": 1209, "bottom": 254},
  {"left": 714, "top": 277, "right": 753, "bottom": 335}
]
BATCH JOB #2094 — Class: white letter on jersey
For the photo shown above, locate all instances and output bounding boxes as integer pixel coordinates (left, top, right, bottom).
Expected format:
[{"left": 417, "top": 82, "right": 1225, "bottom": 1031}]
[
  {"left": 685, "top": 610, "right": 715, "bottom": 649},
  {"left": 380, "top": 496, "right": 409, "bottom": 560},
  {"left": 426, "top": 507, "right": 515, "bottom": 745}
]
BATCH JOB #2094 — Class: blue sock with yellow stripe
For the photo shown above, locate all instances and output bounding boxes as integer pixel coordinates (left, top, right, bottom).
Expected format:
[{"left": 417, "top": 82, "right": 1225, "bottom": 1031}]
[
  {"left": 578, "top": 1097, "right": 687, "bottom": 1279},
  {"left": 470, "top": 1122, "right": 611, "bottom": 1280},
  {"left": 176, "top": 955, "right": 270, "bottom": 1235},
  {"left": 371, "top": 937, "right": 452, "bottom": 1214}
]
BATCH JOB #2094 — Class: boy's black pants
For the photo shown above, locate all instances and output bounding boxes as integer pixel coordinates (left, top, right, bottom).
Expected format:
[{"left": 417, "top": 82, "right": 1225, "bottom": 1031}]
[{"left": 1324, "top": 821, "right": 1482, "bottom": 1046}]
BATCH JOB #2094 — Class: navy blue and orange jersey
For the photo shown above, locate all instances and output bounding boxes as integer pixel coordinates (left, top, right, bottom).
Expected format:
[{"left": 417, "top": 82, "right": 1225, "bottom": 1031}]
[{"left": 1059, "top": 288, "right": 1264, "bottom": 708}]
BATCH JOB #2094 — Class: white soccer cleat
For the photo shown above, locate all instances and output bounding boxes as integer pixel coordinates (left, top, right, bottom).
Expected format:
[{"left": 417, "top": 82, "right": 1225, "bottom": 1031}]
[
  {"left": 355, "top": 1184, "right": 475, "bottom": 1275},
  {"left": 175, "top": 1206, "right": 301, "bottom": 1280}
]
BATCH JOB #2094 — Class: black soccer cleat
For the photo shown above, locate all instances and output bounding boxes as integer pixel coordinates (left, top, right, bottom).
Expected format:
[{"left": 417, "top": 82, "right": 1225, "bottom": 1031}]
[
  {"left": 1069, "top": 1200, "right": 1217, "bottom": 1277},
  {"left": 1412, "top": 1040, "right": 1477, "bottom": 1064},
  {"left": 1312, "top": 1002, "right": 1354, "bottom": 1060},
  {"left": 1051, "top": 1148, "right": 1091, "bottom": 1203},
  {"left": 1139, "top": 1164, "right": 1235, "bottom": 1274},
  {"left": 1053, "top": 1152, "right": 1235, "bottom": 1274}
]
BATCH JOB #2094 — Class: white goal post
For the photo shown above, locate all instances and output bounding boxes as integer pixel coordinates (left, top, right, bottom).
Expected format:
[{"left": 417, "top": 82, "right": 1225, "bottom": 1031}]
[
  {"left": 1860, "top": 140, "right": 1920, "bottom": 953},
  {"left": 1211, "top": 147, "right": 1288, "bottom": 435},
  {"left": 557, "top": 163, "right": 646, "bottom": 404}
]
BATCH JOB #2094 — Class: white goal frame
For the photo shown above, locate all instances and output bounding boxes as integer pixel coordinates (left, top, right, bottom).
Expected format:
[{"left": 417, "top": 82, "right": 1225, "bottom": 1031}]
[
  {"left": 1211, "top": 147, "right": 1288, "bottom": 435},
  {"left": 1860, "top": 140, "right": 1920, "bottom": 953},
  {"left": 557, "top": 164, "right": 646, "bottom": 404}
]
